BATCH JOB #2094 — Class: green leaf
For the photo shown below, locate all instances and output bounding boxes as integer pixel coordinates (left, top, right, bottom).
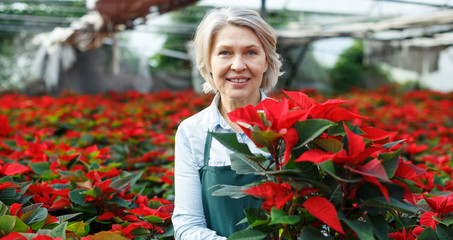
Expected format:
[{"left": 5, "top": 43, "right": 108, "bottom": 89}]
[
  {"left": 29, "top": 162, "right": 52, "bottom": 175},
  {"left": 83, "top": 231, "right": 130, "bottom": 239},
  {"left": 299, "top": 226, "right": 334, "bottom": 239},
  {"left": 269, "top": 207, "right": 300, "bottom": 225},
  {"left": 0, "top": 201, "right": 9, "bottom": 216},
  {"left": 230, "top": 153, "right": 269, "bottom": 175},
  {"left": 56, "top": 212, "right": 82, "bottom": 223},
  {"left": 361, "top": 197, "right": 418, "bottom": 214},
  {"left": 121, "top": 171, "right": 143, "bottom": 188},
  {"left": 319, "top": 160, "right": 360, "bottom": 183},
  {"left": 0, "top": 215, "right": 30, "bottom": 233},
  {"left": 338, "top": 212, "right": 374, "bottom": 240},
  {"left": 106, "top": 196, "right": 132, "bottom": 208},
  {"left": 110, "top": 178, "right": 130, "bottom": 191},
  {"left": 69, "top": 189, "right": 91, "bottom": 207},
  {"left": 24, "top": 207, "right": 48, "bottom": 225},
  {"left": 436, "top": 224, "right": 453, "bottom": 240},
  {"left": 67, "top": 221, "right": 90, "bottom": 237},
  {"left": 365, "top": 214, "right": 388, "bottom": 240},
  {"left": 313, "top": 138, "right": 343, "bottom": 153},
  {"left": 22, "top": 203, "right": 43, "bottom": 214},
  {"left": 211, "top": 132, "right": 253, "bottom": 156},
  {"left": 382, "top": 139, "right": 406, "bottom": 149},
  {"left": 30, "top": 219, "right": 46, "bottom": 231},
  {"left": 83, "top": 186, "right": 103, "bottom": 198},
  {"left": 227, "top": 229, "right": 266, "bottom": 240},
  {"left": 144, "top": 215, "right": 163, "bottom": 224},
  {"left": 379, "top": 149, "right": 400, "bottom": 178},
  {"left": 433, "top": 215, "right": 453, "bottom": 226},
  {"left": 251, "top": 127, "right": 283, "bottom": 148},
  {"left": 244, "top": 208, "right": 270, "bottom": 228},
  {"left": 211, "top": 184, "right": 254, "bottom": 199},
  {"left": 418, "top": 227, "right": 440, "bottom": 240},
  {"left": 294, "top": 119, "right": 336, "bottom": 149},
  {"left": 49, "top": 222, "right": 67, "bottom": 238}
]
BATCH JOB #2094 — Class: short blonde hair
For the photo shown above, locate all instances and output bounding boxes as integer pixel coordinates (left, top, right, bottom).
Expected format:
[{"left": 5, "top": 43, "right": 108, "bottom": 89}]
[{"left": 194, "top": 7, "right": 282, "bottom": 94}]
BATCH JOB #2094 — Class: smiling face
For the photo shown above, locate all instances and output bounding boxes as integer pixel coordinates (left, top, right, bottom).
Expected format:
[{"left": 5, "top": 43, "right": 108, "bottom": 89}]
[{"left": 210, "top": 24, "right": 268, "bottom": 108}]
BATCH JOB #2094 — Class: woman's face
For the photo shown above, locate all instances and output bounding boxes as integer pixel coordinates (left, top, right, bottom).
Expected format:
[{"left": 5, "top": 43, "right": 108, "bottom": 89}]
[{"left": 210, "top": 24, "right": 268, "bottom": 106}]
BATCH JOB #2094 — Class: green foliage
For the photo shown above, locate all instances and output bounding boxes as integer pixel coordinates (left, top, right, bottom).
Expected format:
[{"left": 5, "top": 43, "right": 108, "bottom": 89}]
[
  {"left": 329, "top": 40, "right": 392, "bottom": 94},
  {"left": 330, "top": 40, "right": 365, "bottom": 93}
]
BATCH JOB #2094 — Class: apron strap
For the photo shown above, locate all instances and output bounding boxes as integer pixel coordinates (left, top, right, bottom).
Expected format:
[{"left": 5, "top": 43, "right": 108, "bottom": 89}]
[{"left": 203, "top": 131, "right": 213, "bottom": 167}]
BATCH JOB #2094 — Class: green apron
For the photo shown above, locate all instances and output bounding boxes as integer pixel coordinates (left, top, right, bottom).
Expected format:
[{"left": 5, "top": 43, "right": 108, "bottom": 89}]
[{"left": 199, "top": 132, "right": 263, "bottom": 237}]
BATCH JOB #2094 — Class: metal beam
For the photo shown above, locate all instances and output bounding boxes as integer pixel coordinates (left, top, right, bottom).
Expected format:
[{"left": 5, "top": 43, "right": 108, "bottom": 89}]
[
  {"left": 375, "top": 0, "right": 453, "bottom": 8},
  {"left": 0, "top": 14, "right": 77, "bottom": 23}
]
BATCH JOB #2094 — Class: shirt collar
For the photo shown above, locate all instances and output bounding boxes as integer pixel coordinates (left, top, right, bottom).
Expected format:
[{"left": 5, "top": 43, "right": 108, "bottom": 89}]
[{"left": 207, "top": 89, "right": 268, "bottom": 132}]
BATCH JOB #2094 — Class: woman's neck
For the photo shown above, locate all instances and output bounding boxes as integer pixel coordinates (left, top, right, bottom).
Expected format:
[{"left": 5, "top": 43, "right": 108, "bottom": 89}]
[{"left": 218, "top": 92, "right": 261, "bottom": 133}]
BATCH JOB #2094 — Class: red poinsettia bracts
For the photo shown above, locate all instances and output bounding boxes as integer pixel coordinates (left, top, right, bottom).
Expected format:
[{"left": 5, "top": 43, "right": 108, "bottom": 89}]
[{"left": 228, "top": 98, "right": 308, "bottom": 165}]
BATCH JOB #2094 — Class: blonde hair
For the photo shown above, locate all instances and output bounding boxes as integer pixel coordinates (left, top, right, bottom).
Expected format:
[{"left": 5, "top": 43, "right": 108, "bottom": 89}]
[{"left": 194, "top": 7, "right": 282, "bottom": 94}]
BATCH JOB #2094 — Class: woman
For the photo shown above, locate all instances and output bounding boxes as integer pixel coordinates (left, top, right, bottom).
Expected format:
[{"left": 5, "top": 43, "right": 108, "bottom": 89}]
[{"left": 172, "top": 7, "right": 282, "bottom": 239}]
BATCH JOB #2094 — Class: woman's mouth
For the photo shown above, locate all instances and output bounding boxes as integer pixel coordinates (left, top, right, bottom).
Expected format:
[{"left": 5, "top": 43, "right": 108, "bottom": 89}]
[{"left": 228, "top": 78, "right": 248, "bottom": 83}]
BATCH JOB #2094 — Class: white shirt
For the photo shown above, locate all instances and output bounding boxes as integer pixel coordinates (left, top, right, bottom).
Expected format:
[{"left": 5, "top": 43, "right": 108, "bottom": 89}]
[{"left": 172, "top": 91, "right": 269, "bottom": 239}]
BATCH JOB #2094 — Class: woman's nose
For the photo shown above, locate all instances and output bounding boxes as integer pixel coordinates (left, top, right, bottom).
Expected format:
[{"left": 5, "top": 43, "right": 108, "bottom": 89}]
[{"left": 231, "top": 56, "right": 246, "bottom": 71}]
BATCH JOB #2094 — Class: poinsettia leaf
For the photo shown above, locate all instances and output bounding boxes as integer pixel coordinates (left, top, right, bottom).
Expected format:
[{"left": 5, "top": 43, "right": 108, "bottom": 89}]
[
  {"left": 227, "top": 229, "right": 267, "bottom": 240},
  {"left": 230, "top": 153, "right": 269, "bottom": 175},
  {"left": 83, "top": 186, "right": 103, "bottom": 198},
  {"left": 244, "top": 208, "right": 270, "bottom": 228},
  {"left": 211, "top": 184, "right": 255, "bottom": 199},
  {"left": 302, "top": 197, "right": 344, "bottom": 234},
  {"left": 338, "top": 212, "right": 374, "bottom": 239},
  {"left": 29, "top": 162, "right": 52, "bottom": 175},
  {"left": 110, "top": 178, "right": 130, "bottom": 191},
  {"left": 269, "top": 207, "right": 300, "bottom": 225},
  {"left": 359, "top": 159, "right": 389, "bottom": 181},
  {"left": 361, "top": 197, "right": 418, "bottom": 214},
  {"left": 382, "top": 139, "right": 406, "bottom": 149},
  {"left": 436, "top": 224, "right": 453, "bottom": 240},
  {"left": 299, "top": 226, "right": 334, "bottom": 239},
  {"left": 56, "top": 213, "right": 82, "bottom": 223},
  {"left": 294, "top": 119, "right": 335, "bottom": 149},
  {"left": 210, "top": 132, "right": 254, "bottom": 156},
  {"left": 365, "top": 214, "right": 388, "bottom": 240},
  {"left": 0, "top": 215, "right": 29, "bottom": 234},
  {"left": 0, "top": 201, "right": 8, "bottom": 216},
  {"left": 30, "top": 219, "right": 46, "bottom": 231},
  {"left": 295, "top": 149, "right": 335, "bottom": 164},
  {"left": 69, "top": 189, "right": 91, "bottom": 207},
  {"left": 22, "top": 203, "right": 43, "bottom": 214},
  {"left": 106, "top": 196, "right": 132, "bottom": 208},
  {"left": 23, "top": 207, "right": 48, "bottom": 225},
  {"left": 319, "top": 160, "right": 361, "bottom": 183},
  {"left": 313, "top": 138, "right": 343, "bottom": 153},
  {"left": 144, "top": 215, "right": 163, "bottom": 224},
  {"left": 418, "top": 227, "right": 440, "bottom": 240},
  {"left": 0, "top": 163, "right": 29, "bottom": 176},
  {"left": 67, "top": 221, "right": 90, "bottom": 237},
  {"left": 251, "top": 128, "right": 282, "bottom": 148},
  {"left": 46, "top": 221, "right": 67, "bottom": 238},
  {"left": 379, "top": 149, "right": 400, "bottom": 178},
  {"left": 433, "top": 215, "right": 453, "bottom": 226}
]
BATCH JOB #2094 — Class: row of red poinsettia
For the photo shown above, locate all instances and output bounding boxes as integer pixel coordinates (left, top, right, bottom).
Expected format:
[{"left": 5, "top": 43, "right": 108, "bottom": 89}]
[{"left": 0, "top": 85, "right": 451, "bottom": 239}]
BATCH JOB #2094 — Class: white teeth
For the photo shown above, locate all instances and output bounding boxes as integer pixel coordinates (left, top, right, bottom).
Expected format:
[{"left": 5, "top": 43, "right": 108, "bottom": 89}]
[{"left": 229, "top": 79, "right": 247, "bottom": 83}]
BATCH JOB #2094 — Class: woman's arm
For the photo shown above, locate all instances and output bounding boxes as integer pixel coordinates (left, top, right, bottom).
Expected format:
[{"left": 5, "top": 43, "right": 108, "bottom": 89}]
[{"left": 172, "top": 124, "right": 227, "bottom": 240}]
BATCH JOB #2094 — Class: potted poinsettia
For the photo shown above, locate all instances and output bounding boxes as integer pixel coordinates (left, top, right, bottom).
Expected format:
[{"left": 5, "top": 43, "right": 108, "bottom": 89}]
[{"left": 211, "top": 90, "right": 425, "bottom": 240}]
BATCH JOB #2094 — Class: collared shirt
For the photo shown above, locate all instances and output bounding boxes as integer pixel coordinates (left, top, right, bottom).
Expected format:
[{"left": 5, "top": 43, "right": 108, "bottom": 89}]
[{"left": 172, "top": 91, "right": 269, "bottom": 240}]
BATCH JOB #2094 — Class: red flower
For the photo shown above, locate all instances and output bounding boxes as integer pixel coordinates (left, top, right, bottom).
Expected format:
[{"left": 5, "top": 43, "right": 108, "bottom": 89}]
[
  {"left": 282, "top": 90, "right": 366, "bottom": 121},
  {"left": 229, "top": 98, "right": 307, "bottom": 165},
  {"left": 388, "top": 228, "right": 416, "bottom": 240},
  {"left": 302, "top": 196, "right": 345, "bottom": 235},
  {"left": 243, "top": 182, "right": 294, "bottom": 210}
]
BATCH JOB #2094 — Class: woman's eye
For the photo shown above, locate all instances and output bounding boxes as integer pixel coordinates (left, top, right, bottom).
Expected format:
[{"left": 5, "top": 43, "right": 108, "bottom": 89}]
[
  {"left": 247, "top": 50, "right": 257, "bottom": 55},
  {"left": 219, "top": 51, "right": 229, "bottom": 55}
]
